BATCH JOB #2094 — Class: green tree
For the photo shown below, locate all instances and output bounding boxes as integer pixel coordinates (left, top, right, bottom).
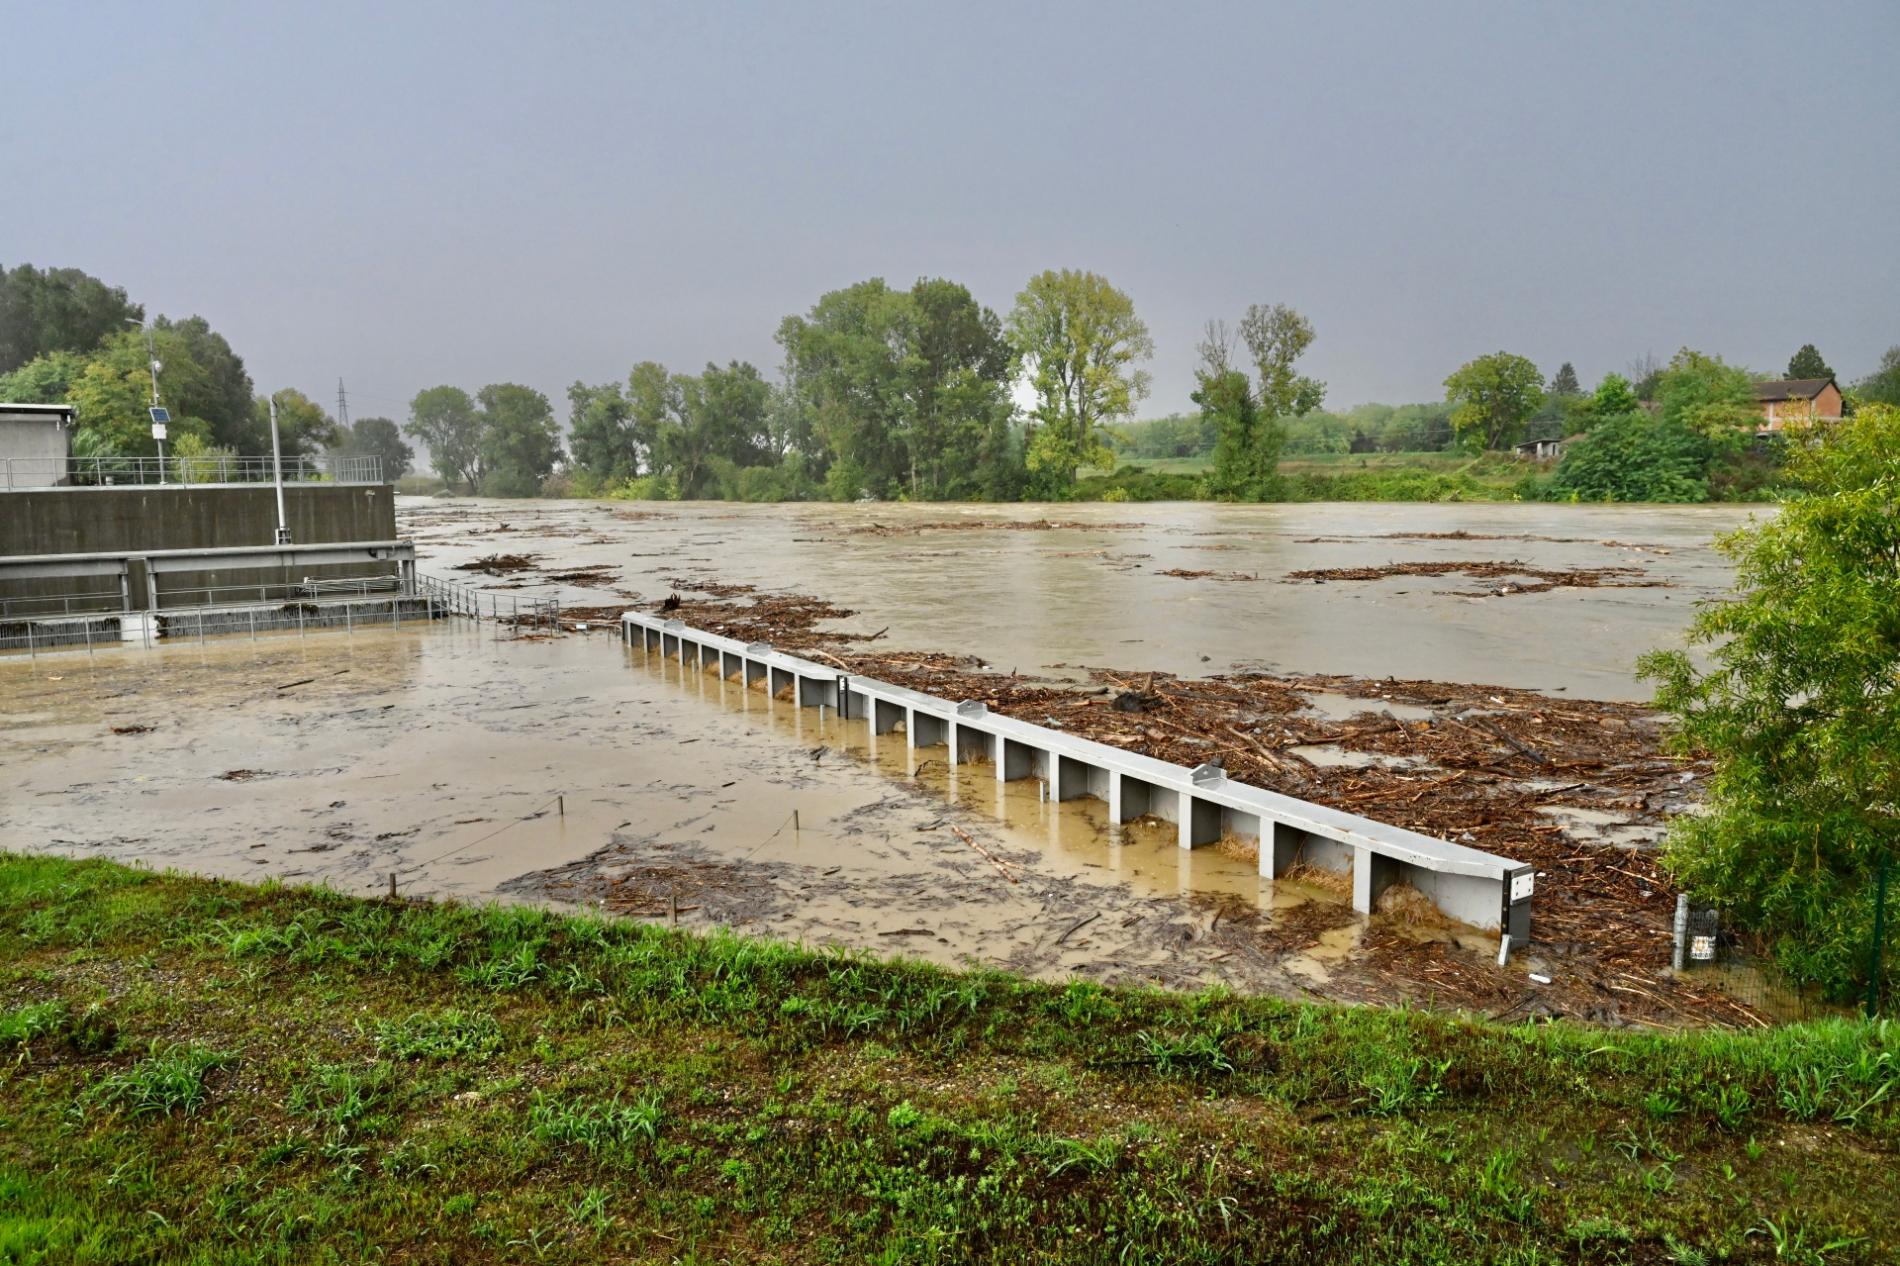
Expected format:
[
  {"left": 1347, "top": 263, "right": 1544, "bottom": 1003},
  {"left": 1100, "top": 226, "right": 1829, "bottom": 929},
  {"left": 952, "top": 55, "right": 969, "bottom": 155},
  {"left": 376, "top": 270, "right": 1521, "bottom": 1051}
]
[
  {"left": 154, "top": 316, "right": 255, "bottom": 451},
  {"left": 646, "top": 362, "right": 770, "bottom": 500},
  {"left": 1654, "top": 348, "right": 1756, "bottom": 449},
  {"left": 775, "top": 279, "right": 917, "bottom": 495},
  {"left": 406, "top": 385, "right": 483, "bottom": 491},
  {"left": 0, "top": 263, "right": 142, "bottom": 373},
  {"left": 0, "top": 349, "right": 88, "bottom": 405},
  {"left": 65, "top": 328, "right": 217, "bottom": 456},
  {"left": 1444, "top": 352, "right": 1544, "bottom": 451},
  {"left": 906, "top": 278, "right": 1016, "bottom": 498},
  {"left": 335, "top": 416, "right": 413, "bottom": 481},
  {"left": 626, "top": 361, "right": 681, "bottom": 471},
  {"left": 1197, "top": 367, "right": 1272, "bottom": 498},
  {"left": 1193, "top": 305, "right": 1319, "bottom": 499},
  {"left": 1549, "top": 361, "right": 1582, "bottom": 397},
  {"left": 1638, "top": 404, "right": 1900, "bottom": 999},
  {"left": 1588, "top": 372, "right": 1640, "bottom": 418},
  {"left": 1852, "top": 346, "right": 1900, "bottom": 409},
  {"left": 1787, "top": 343, "right": 1834, "bottom": 380},
  {"left": 476, "top": 383, "right": 561, "bottom": 496},
  {"left": 1239, "top": 303, "right": 1325, "bottom": 420},
  {"left": 566, "top": 380, "right": 637, "bottom": 481},
  {"left": 1005, "top": 269, "right": 1153, "bottom": 497},
  {"left": 1547, "top": 412, "right": 1711, "bottom": 502}
]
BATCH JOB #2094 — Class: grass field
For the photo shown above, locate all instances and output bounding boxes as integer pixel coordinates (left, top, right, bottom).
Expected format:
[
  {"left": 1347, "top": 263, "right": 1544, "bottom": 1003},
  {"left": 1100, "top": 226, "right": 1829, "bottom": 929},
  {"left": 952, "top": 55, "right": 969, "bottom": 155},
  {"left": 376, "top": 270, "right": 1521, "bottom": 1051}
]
[
  {"left": 1078, "top": 451, "right": 1533, "bottom": 502},
  {"left": 3, "top": 854, "right": 1895, "bottom": 1264}
]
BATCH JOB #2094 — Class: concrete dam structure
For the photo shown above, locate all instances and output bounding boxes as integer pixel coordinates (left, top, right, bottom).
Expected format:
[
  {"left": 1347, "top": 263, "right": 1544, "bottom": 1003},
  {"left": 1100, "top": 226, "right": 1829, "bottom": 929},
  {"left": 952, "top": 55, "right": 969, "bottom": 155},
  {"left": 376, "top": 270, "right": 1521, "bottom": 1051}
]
[{"left": 624, "top": 611, "right": 1536, "bottom": 937}]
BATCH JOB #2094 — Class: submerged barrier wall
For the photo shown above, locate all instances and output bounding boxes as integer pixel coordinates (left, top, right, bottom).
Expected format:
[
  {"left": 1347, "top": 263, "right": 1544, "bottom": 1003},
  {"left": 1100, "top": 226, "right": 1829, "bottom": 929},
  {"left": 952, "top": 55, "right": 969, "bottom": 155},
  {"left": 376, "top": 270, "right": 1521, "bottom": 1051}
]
[{"left": 625, "top": 612, "right": 1534, "bottom": 936}]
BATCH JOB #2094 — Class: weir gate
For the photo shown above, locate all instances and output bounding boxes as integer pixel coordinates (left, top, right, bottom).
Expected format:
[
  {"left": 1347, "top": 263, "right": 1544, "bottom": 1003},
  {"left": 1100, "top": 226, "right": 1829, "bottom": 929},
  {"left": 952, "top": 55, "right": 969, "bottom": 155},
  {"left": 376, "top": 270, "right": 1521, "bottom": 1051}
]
[{"left": 625, "top": 612, "right": 1535, "bottom": 938}]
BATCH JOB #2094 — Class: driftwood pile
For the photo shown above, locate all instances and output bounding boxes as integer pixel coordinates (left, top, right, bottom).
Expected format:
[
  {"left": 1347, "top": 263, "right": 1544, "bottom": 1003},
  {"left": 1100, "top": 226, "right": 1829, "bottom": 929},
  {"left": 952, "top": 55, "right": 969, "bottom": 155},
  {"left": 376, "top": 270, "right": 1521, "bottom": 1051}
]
[{"left": 643, "top": 580, "right": 1779, "bottom": 1027}]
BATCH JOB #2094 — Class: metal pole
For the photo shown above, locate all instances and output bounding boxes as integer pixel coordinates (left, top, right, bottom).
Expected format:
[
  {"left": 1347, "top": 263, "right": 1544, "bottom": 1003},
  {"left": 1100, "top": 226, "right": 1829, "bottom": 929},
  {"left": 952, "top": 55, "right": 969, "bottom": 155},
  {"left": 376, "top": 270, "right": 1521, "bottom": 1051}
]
[
  {"left": 268, "top": 396, "right": 291, "bottom": 545},
  {"left": 1870, "top": 854, "right": 1891, "bottom": 1019},
  {"left": 1672, "top": 893, "right": 1690, "bottom": 972}
]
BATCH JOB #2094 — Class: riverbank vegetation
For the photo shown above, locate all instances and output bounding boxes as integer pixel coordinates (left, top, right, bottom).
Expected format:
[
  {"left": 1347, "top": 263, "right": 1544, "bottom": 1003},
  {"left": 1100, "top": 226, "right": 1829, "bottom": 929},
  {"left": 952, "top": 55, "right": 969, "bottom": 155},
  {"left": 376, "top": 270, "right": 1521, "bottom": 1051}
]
[
  {"left": 2, "top": 853, "right": 1897, "bottom": 1264},
  {"left": 7, "top": 260, "right": 1896, "bottom": 505},
  {"left": 1641, "top": 404, "right": 1900, "bottom": 1006}
]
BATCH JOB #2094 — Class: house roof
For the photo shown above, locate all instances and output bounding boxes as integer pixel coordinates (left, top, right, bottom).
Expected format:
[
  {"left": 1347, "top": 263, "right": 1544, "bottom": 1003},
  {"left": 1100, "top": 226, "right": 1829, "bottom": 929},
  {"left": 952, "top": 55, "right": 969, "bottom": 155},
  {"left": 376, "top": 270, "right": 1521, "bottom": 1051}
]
[
  {"left": 1753, "top": 378, "right": 1834, "bottom": 402},
  {"left": 0, "top": 402, "right": 76, "bottom": 426}
]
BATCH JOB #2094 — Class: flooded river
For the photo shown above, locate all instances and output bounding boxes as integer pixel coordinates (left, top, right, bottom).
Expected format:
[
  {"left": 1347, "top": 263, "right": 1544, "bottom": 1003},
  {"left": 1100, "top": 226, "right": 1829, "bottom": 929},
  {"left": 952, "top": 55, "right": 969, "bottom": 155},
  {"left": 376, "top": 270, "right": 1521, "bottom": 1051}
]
[
  {"left": 0, "top": 498, "right": 1761, "bottom": 1016},
  {"left": 400, "top": 497, "right": 1760, "bottom": 700}
]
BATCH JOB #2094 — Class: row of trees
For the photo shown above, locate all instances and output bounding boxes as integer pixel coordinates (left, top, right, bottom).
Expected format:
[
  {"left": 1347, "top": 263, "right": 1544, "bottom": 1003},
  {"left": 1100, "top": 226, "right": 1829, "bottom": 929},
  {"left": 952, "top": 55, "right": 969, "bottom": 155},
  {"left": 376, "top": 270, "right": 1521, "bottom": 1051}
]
[
  {"left": 0, "top": 262, "right": 411, "bottom": 478},
  {"left": 410, "top": 270, "right": 1165, "bottom": 501}
]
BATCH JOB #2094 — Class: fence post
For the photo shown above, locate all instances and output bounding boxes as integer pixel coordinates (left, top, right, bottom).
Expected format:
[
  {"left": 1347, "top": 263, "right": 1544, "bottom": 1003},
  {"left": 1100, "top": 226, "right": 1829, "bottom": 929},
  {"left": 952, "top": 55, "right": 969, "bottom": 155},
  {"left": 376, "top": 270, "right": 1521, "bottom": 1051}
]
[
  {"left": 1672, "top": 893, "right": 1689, "bottom": 972},
  {"left": 1870, "top": 854, "right": 1891, "bottom": 1019}
]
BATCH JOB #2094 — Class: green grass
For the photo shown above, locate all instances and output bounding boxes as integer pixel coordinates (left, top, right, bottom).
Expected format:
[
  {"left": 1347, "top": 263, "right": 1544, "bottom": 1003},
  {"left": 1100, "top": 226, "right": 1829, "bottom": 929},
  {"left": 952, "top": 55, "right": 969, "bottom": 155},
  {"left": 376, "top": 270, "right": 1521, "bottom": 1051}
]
[
  {"left": 0, "top": 853, "right": 1896, "bottom": 1263},
  {"left": 1076, "top": 451, "right": 1537, "bottom": 502}
]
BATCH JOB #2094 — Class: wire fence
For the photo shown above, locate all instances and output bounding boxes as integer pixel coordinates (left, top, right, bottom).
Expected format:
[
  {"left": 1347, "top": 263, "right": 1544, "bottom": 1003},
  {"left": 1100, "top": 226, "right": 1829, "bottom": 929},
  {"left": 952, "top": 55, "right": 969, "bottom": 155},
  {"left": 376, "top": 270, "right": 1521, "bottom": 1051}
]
[
  {"left": 1671, "top": 859, "right": 1896, "bottom": 1022},
  {"left": 1, "top": 453, "right": 382, "bottom": 490}
]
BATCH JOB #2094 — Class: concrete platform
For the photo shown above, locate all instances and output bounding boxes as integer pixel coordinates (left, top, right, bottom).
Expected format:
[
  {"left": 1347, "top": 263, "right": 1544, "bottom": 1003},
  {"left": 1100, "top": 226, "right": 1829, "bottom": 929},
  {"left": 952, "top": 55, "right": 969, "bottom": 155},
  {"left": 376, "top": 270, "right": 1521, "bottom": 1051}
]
[{"left": 624, "top": 612, "right": 1534, "bottom": 935}]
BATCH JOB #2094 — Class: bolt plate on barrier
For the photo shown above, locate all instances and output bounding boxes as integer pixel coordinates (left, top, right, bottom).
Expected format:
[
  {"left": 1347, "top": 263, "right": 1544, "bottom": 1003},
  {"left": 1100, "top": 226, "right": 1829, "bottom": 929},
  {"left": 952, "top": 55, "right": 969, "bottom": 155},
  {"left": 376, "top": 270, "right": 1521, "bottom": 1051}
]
[{"left": 1510, "top": 872, "right": 1536, "bottom": 902}]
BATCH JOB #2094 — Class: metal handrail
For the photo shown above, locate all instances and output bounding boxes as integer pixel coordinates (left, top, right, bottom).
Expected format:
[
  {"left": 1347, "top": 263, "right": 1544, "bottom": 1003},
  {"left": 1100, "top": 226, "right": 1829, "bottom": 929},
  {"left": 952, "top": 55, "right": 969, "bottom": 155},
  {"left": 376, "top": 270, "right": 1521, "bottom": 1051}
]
[{"left": 1, "top": 453, "right": 383, "bottom": 490}]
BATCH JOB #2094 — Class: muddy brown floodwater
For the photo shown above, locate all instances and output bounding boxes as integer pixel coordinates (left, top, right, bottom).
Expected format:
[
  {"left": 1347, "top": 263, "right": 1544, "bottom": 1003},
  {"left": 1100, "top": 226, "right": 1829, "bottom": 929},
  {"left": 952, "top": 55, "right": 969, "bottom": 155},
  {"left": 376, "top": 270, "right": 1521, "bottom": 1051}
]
[
  {"left": 0, "top": 498, "right": 1786, "bottom": 1026},
  {"left": 2, "top": 624, "right": 1371, "bottom": 995},
  {"left": 398, "top": 496, "right": 1766, "bottom": 700}
]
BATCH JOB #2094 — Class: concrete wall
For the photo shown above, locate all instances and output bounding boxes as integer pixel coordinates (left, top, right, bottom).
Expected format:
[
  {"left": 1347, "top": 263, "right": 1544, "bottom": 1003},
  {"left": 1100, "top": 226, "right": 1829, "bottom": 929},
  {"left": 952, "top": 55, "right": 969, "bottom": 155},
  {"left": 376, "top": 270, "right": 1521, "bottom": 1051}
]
[
  {"left": 0, "top": 485, "right": 398, "bottom": 612},
  {"left": 0, "top": 415, "right": 72, "bottom": 468},
  {"left": 1, "top": 484, "right": 395, "bottom": 556}
]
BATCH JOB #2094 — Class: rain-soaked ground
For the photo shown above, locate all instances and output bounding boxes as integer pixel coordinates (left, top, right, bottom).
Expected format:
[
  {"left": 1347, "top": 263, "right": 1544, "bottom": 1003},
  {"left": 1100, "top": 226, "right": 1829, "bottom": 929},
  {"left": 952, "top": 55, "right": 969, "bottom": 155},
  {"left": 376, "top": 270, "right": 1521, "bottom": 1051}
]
[{"left": 0, "top": 498, "right": 1783, "bottom": 1019}]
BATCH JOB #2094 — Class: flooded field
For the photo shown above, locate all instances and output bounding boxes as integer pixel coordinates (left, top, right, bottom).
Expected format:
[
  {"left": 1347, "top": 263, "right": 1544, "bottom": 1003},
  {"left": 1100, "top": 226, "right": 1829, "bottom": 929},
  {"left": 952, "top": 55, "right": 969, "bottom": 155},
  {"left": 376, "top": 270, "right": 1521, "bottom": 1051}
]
[
  {"left": 399, "top": 497, "right": 1765, "bottom": 700},
  {"left": 0, "top": 624, "right": 1371, "bottom": 995},
  {"left": 0, "top": 497, "right": 1782, "bottom": 1025}
]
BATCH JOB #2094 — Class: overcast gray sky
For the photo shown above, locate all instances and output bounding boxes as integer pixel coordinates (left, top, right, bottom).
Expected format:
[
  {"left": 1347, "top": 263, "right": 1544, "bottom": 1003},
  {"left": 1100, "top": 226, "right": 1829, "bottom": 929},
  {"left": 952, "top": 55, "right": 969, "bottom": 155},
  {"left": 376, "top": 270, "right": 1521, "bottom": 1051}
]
[{"left": 6, "top": 1, "right": 1896, "bottom": 420}]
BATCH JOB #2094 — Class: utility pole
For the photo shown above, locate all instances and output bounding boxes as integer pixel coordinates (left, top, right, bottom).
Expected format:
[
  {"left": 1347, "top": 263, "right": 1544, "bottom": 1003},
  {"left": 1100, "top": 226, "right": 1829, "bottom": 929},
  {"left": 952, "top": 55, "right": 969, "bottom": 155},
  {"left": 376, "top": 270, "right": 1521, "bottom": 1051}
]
[
  {"left": 268, "top": 394, "right": 291, "bottom": 544},
  {"left": 126, "top": 316, "right": 167, "bottom": 484},
  {"left": 336, "top": 377, "right": 351, "bottom": 436}
]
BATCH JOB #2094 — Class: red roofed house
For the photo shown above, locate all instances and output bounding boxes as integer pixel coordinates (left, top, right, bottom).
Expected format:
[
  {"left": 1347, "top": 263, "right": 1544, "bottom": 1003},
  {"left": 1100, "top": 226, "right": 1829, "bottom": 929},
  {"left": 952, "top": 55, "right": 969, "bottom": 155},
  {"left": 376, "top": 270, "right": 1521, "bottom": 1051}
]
[{"left": 1753, "top": 378, "right": 1843, "bottom": 433}]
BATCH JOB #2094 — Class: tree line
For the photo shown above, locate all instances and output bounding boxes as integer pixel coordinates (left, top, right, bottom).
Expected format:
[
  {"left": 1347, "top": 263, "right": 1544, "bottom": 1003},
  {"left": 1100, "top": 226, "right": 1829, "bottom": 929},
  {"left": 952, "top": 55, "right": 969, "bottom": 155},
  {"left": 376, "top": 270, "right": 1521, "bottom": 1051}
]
[
  {"left": 0, "top": 262, "right": 412, "bottom": 478},
  {"left": 11, "top": 258, "right": 1900, "bottom": 503}
]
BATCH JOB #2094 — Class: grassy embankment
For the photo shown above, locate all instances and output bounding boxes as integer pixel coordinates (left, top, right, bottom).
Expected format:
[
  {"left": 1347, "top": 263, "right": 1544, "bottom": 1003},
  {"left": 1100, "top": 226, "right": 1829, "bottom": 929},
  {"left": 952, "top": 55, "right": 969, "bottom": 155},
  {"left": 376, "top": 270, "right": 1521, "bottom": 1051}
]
[
  {"left": 5, "top": 854, "right": 1895, "bottom": 1264},
  {"left": 1077, "top": 451, "right": 1531, "bottom": 502}
]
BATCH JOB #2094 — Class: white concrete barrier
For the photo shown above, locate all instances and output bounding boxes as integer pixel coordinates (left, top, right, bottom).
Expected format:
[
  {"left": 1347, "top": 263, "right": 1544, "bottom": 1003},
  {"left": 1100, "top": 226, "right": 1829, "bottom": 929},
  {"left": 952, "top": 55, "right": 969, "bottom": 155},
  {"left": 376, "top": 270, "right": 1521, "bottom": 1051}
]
[{"left": 624, "top": 612, "right": 1533, "bottom": 935}]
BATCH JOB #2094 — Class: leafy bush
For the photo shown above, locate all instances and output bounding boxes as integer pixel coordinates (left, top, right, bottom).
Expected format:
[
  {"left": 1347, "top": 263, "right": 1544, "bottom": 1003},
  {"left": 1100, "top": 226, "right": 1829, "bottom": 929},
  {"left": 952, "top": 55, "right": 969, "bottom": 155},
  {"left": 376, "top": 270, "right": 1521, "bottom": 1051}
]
[
  {"left": 1073, "top": 466, "right": 1204, "bottom": 501},
  {"left": 1546, "top": 411, "right": 1712, "bottom": 502},
  {"left": 610, "top": 472, "right": 679, "bottom": 502},
  {"left": 1640, "top": 406, "right": 1900, "bottom": 1000}
]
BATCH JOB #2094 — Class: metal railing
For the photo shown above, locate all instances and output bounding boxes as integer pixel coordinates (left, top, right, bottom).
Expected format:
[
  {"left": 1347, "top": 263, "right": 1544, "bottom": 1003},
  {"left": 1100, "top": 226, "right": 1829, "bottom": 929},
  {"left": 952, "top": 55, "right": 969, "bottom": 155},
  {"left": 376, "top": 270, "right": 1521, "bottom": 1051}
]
[
  {"left": 2, "top": 453, "right": 383, "bottom": 490},
  {"left": 0, "top": 574, "right": 401, "bottom": 618},
  {"left": 418, "top": 572, "right": 559, "bottom": 634},
  {"left": 0, "top": 571, "right": 559, "bottom": 658}
]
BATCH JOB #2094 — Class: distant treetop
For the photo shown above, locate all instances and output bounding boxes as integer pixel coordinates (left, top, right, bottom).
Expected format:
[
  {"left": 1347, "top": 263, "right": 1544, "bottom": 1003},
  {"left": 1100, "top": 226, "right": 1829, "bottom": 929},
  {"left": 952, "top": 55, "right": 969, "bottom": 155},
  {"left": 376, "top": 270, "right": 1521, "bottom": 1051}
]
[{"left": 1786, "top": 343, "right": 1834, "bottom": 381}]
